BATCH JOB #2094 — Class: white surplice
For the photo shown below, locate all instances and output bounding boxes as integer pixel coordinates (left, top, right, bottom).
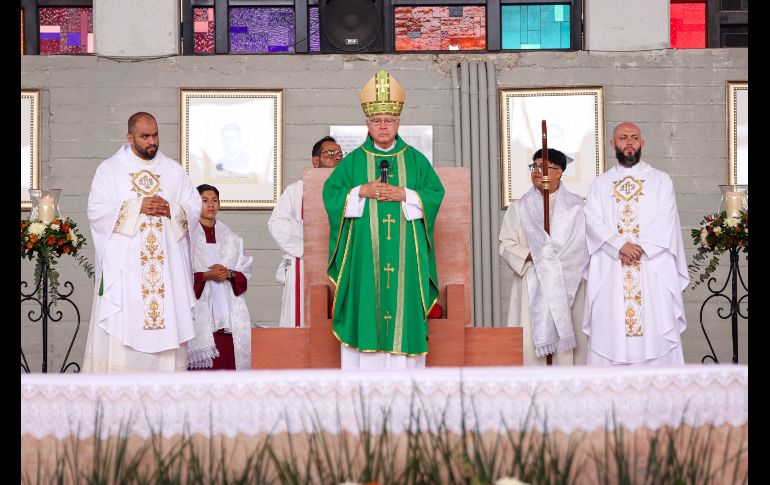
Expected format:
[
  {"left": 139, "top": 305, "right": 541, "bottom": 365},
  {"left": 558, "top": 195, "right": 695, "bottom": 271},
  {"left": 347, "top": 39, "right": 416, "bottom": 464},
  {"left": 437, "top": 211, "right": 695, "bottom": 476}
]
[
  {"left": 82, "top": 144, "right": 202, "bottom": 372},
  {"left": 268, "top": 179, "right": 305, "bottom": 327},
  {"left": 499, "top": 187, "right": 587, "bottom": 366},
  {"left": 583, "top": 161, "right": 689, "bottom": 366},
  {"left": 189, "top": 221, "right": 253, "bottom": 370}
]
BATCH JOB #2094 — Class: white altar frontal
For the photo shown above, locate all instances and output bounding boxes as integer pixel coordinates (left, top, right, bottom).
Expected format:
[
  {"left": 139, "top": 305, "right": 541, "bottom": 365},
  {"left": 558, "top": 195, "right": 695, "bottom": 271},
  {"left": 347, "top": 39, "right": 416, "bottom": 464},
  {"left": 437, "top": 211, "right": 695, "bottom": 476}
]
[{"left": 21, "top": 365, "right": 748, "bottom": 483}]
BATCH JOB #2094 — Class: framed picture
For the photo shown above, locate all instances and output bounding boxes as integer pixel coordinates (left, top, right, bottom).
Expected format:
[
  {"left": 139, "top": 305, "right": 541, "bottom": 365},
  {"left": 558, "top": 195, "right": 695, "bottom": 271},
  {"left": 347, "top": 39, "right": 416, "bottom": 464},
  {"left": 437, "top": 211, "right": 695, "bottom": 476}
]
[
  {"left": 329, "top": 125, "right": 434, "bottom": 163},
  {"left": 21, "top": 90, "right": 40, "bottom": 211},
  {"left": 500, "top": 86, "right": 605, "bottom": 207},
  {"left": 180, "top": 89, "right": 283, "bottom": 209},
  {"left": 727, "top": 81, "right": 748, "bottom": 185}
]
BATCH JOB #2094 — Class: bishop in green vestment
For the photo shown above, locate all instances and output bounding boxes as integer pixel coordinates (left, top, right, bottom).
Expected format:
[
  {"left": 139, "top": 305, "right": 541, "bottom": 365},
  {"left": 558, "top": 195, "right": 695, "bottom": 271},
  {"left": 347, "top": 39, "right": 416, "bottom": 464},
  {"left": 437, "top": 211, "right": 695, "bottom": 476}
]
[{"left": 323, "top": 70, "right": 444, "bottom": 357}]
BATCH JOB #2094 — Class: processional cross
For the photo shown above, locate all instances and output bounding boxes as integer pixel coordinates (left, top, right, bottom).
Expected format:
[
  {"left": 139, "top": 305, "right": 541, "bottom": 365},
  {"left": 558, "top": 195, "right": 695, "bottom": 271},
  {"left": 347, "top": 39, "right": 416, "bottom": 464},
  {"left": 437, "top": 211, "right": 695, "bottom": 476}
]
[{"left": 541, "top": 120, "right": 553, "bottom": 366}]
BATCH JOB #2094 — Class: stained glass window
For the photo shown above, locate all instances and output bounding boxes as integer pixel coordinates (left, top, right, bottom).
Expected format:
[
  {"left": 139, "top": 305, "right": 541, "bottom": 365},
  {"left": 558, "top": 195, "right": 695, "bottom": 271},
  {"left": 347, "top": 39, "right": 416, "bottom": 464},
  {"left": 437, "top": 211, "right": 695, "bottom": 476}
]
[
  {"left": 501, "top": 4, "right": 570, "bottom": 50},
  {"left": 670, "top": 3, "right": 706, "bottom": 48},
  {"left": 309, "top": 7, "right": 320, "bottom": 52},
  {"left": 229, "top": 7, "right": 295, "bottom": 53},
  {"left": 395, "top": 6, "right": 486, "bottom": 51},
  {"left": 39, "top": 7, "right": 93, "bottom": 55},
  {"left": 194, "top": 7, "right": 215, "bottom": 53}
]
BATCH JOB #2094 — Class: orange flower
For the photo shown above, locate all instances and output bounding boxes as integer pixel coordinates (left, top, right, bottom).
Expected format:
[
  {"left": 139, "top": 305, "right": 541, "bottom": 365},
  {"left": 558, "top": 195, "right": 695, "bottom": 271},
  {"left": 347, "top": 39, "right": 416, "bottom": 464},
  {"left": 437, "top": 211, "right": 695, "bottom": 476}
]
[
  {"left": 26, "top": 242, "right": 33, "bottom": 249},
  {"left": 21, "top": 222, "right": 28, "bottom": 229},
  {"left": 29, "top": 235, "right": 38, "bottom": 244},
  {"left": 62, "top": 246, "right": 71, "bottom": 254},
  {"left": 47, "top": 236, "right": 55, "bottom": 246},
  {"left": 57, "top": 239, "right": 65, "bottom": 246},
  {"left": 62, "top": 224, "right": 70, "bottom": 233}
]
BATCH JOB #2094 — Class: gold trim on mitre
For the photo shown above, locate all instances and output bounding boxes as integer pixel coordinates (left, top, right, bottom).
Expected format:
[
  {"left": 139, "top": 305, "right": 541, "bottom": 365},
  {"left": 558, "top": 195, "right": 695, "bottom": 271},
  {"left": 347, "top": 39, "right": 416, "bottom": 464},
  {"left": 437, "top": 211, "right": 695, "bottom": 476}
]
[{"left": 360, "top": 70, "right": 405, "bottom": 117}]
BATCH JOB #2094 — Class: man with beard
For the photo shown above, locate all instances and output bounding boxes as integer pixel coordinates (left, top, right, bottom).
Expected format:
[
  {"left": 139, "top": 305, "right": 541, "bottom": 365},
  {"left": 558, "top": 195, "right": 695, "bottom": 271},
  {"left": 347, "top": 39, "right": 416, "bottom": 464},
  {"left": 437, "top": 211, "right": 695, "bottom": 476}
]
[
  {"left": 83, "top": 112, "right": 201, "bottom": 372},
  {"left": 582, "top": 122, "right": 689, "bottom": 366}
]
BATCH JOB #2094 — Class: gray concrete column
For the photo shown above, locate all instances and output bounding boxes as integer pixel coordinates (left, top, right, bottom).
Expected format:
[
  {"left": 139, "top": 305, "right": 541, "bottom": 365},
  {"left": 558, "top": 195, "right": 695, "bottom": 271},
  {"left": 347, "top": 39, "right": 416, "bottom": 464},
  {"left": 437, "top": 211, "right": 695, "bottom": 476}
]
[{"left": 93, "top": 0, "right": 180, "bottom": 57}]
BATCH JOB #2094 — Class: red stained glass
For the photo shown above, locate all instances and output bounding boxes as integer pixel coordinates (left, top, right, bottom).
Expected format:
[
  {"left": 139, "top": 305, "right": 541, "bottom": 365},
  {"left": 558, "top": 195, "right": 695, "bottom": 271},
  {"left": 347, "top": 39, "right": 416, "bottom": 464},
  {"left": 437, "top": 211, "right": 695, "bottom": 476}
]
[
  {"left": 194, "top": 7, "right": 215, "bottom": 53},
  {"left": 670, "top": 3, "right": 706, "bottom": 49},
  {"left": 395, "top": 6, "right": 486, "bottom": 51},
  {"left": 39, "top": 7, "right": 93, "bottom": 55}
]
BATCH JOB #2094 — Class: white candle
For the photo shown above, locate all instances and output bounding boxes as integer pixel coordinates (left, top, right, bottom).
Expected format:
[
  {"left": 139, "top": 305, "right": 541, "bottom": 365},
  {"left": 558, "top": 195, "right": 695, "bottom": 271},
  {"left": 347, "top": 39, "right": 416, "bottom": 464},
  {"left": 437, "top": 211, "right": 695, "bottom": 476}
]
[
  {"left": 725, "top": 192, "right": 742, "bottom": 218},
  {"left": 38, "top": 195, "right": 55, "bottom": 222}
]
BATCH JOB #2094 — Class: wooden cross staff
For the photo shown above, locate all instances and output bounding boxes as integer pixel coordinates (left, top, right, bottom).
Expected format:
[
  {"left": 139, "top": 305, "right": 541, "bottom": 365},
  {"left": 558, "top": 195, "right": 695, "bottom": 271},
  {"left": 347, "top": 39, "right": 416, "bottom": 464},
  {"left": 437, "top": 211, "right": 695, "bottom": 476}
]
[{"left": 541, "top": 120, "right": 553, "bottom": 366}]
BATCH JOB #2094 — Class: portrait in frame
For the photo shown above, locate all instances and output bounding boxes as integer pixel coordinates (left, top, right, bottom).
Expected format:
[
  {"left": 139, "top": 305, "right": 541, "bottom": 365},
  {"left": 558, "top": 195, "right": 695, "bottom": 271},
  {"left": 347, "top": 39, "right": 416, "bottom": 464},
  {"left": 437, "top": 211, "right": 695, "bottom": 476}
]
[
  {"left": 500, "top": 86, "right": 605, "bottom": 208},
  {"left": 180, "top": 89, "right": 283, "bottom": 209},
  {"left": 21, "top": 90, "right": 40, "bottom": 211},
  {"left": 727, "top": 81, "right": 747, "bottom": 185}
]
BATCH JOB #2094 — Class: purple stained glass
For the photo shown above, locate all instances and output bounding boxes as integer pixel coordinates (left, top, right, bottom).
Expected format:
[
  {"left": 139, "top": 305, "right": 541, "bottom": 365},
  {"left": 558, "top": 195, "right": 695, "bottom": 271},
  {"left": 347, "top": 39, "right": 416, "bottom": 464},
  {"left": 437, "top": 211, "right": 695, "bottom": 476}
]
[
  {"left": 39, "top": 7, "right": 93, "bottom": 55},
  {"left": 229, "top": 7, "right": 295, "bottom": 53},
  {"left": 309, "top": 7, "right": 320, "bottom": 52}
]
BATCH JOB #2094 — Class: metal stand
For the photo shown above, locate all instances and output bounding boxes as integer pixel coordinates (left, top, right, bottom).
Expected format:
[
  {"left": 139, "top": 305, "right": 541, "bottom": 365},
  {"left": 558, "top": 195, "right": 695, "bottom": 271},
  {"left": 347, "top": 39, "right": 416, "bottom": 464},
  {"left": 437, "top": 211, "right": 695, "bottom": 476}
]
[
  {"left": 21, "top": 257, "right": 81, "bottom": 373},
  {"left": 699, "top": 246, "right": 748, "bottom": 364}
]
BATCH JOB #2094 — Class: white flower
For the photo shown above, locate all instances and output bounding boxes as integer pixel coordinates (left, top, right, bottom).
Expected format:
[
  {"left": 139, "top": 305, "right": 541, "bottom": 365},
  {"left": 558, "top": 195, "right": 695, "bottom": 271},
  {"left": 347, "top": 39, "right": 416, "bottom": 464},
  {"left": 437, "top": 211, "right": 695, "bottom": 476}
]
[
  {"left": 725, "top": 217, "right": 738, "bottom": 228},
  {"left": 700, "top": 229, "right": 709, "bottom": 245},
  {"left": 714, "top": 226, "right": 722, "bottom": 236},
  {"left": 28, "top": 222, "right": 46, "bottom": 236},
  {"left": 49, "top": 223, "right": 60, "bottom": 231},
  {"left": 496, "top": 478, "right": 529, "bottom": 485}
]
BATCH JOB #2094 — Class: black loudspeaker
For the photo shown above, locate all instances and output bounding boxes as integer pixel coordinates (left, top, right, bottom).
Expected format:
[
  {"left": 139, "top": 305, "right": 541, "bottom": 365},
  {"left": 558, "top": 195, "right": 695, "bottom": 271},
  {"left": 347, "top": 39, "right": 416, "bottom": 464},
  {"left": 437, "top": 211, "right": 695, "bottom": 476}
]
[{"left": 320, "top": 0, "right": 384, "bottom": 53}]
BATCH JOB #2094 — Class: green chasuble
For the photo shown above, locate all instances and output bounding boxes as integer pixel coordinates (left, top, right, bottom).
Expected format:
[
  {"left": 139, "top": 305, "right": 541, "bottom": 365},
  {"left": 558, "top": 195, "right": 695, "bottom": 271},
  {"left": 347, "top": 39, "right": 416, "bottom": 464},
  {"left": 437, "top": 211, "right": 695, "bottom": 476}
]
[{"left": 323, "top": 135, "right": 444, "bottom": 356}]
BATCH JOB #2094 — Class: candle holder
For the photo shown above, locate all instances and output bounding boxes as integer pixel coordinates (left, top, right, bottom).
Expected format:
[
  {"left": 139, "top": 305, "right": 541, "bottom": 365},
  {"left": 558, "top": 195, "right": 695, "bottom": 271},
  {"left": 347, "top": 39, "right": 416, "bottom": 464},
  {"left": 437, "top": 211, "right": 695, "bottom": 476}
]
[
  {"left": 28, "top": 188, "right": 62, "bottom": 223},
  {"left": 695, "top": 186, "right": 749, "bottom": 364},
  {"left": 718, "top": 184, "right": 747, "bottom": 219}
]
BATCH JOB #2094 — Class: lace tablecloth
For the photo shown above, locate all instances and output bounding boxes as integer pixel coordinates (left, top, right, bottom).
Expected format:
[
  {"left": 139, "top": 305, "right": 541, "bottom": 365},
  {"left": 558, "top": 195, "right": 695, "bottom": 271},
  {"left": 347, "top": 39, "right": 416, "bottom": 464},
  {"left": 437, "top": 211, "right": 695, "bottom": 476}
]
[{"left": 21, "top": 365, "right": 748, "bottom": 440}]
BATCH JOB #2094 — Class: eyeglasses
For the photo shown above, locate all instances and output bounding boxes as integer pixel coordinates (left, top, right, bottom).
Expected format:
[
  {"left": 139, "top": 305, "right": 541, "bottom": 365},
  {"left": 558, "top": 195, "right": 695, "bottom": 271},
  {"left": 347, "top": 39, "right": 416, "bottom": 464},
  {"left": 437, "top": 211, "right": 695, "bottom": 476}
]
[
  {"left": 528, "top": 163, "right": 562, "bottom": 173},
  {"left": 367, "top": 117, "right": 399, "bottom": 126},
  {"left": 319, "top": 150, "right": 343, "bottom": 157}
]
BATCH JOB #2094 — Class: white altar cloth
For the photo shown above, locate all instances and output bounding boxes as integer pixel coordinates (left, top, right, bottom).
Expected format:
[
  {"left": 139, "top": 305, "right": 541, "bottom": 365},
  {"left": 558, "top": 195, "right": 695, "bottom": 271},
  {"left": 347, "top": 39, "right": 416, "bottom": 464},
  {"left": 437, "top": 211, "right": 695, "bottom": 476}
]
[{"left": 21, "top": 365, "right": 747, "bottom": 440}]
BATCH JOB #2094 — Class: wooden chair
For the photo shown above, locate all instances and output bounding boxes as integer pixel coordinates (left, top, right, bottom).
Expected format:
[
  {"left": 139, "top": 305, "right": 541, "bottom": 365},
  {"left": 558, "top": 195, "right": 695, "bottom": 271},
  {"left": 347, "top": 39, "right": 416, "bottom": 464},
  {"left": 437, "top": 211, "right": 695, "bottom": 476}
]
[{"left": 251, "top": 167, "right": 522, "bottom": 368}]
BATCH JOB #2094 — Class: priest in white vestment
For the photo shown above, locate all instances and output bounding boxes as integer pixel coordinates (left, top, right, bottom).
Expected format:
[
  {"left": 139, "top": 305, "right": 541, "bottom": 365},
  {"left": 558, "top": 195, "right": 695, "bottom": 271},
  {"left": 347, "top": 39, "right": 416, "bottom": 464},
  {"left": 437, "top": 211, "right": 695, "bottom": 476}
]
[
  {"left": 267, "top": 136, "right": 342, "bottom": 327},
  {"left": 499, "top": 148, "right": 587, "bottom": 365},
  {"left": 82, "top": 112, "right": 201, "bottom": 372},
  {"left": 583, "top": 122, "right": 689, "bottom": 366}
]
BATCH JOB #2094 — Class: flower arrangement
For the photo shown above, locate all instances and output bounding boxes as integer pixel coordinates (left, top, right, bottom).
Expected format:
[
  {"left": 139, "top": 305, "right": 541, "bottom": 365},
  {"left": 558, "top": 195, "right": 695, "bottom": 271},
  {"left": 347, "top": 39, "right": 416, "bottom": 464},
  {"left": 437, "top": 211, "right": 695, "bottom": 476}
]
[
  {"left": 688, "top": 209, "right": 748, "bottom": 289},
  {"left": 21, "top": 217, "right": 93, "bottom": 301}
]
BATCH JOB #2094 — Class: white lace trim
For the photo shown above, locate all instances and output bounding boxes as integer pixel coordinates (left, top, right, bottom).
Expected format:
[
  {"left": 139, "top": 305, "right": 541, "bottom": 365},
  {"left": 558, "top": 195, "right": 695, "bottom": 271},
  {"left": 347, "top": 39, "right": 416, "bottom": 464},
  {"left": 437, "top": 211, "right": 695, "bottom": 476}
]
[{"left": 20, "top": 365, "right": 748, "bottom": 440}]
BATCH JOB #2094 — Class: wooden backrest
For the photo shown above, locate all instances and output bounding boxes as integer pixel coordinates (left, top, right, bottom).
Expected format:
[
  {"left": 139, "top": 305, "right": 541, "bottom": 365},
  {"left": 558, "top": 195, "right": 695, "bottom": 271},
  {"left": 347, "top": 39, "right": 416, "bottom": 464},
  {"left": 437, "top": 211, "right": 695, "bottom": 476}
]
[{"left": 302, "top": 166, "right": 472, "bottom": 324}]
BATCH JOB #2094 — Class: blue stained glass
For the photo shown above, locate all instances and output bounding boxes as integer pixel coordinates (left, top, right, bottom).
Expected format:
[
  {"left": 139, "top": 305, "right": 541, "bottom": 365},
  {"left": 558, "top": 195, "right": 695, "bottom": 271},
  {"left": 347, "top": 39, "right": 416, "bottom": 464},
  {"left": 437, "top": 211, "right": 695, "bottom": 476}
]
[
  {"left": 40, "top": 33, "right": 60, "bottom": 40},
  {"left": 66, "top": 32, "right": 80, "bottom": 46},
  {"left": 527, "top": 6, "right": 540, "bottom": 30},
  {"left": 501, "top": 4, "right": 570, "bottom": 50},
  {"left": 560, "top": 21, "right": 570, "bottom": 48}
]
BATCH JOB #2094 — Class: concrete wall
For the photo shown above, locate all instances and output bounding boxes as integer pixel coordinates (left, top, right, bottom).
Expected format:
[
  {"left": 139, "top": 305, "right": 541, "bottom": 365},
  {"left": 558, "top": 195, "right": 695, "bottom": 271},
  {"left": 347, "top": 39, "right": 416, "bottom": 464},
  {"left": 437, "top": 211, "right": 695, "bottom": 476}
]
[
  {"left": 21, "top": 49, "right": 748, "bottom": 371},
  {"left": 584, "top": 0, "right": 670, "bottom": 51}
]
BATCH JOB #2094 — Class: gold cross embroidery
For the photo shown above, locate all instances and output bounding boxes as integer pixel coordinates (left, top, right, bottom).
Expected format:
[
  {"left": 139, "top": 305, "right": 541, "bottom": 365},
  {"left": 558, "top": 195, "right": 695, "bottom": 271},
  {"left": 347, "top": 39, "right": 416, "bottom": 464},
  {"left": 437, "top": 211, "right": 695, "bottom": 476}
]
[
  {"left": 383, "top": 214, "right": 396, "bottom": 241},
  {"left": 375, "top": 74, "right": 389, "bottom": 101},
  {"left": 384, "top": 262, "right": 395, "bottom": 289},
  {"left": 383, "top": 311, "right": 392, "bottom": 336}
]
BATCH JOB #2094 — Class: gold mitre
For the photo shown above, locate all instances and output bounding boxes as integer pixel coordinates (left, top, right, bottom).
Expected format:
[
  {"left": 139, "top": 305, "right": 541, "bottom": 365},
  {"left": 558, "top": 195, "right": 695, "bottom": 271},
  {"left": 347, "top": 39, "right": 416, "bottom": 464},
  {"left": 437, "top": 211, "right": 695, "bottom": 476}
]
[{"left": 359, "top": 70, "right": 405, "bottom": 117}]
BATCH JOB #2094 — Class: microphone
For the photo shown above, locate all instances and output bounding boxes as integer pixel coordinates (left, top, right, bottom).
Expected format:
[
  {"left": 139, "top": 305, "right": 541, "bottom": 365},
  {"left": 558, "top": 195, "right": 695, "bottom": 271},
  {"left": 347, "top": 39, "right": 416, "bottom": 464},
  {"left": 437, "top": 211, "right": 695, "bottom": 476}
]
[{"left": 380, "top": 160, "right": 390, "bottom": 183}]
